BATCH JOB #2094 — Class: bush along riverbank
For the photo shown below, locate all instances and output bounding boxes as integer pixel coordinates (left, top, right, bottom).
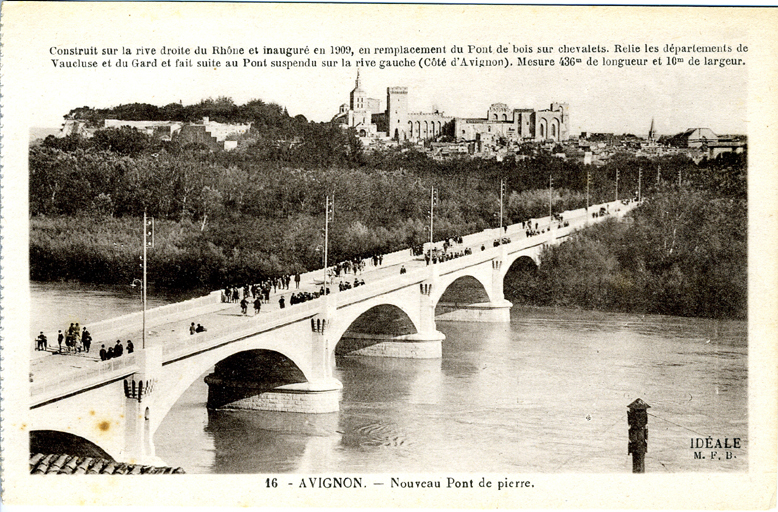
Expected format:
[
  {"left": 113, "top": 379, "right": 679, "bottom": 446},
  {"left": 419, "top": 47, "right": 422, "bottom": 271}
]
[{"left": 505, "top": 187, "right": 747, "bottom": 320}]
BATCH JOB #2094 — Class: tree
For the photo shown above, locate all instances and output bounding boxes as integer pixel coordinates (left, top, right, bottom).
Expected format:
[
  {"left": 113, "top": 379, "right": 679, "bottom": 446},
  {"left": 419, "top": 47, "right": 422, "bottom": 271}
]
[{"left": 91, "top": 127, "right": 155, "bottom": 156}]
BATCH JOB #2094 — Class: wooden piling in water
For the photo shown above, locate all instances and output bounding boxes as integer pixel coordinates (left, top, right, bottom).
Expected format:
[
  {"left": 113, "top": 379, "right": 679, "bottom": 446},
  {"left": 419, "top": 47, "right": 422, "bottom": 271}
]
[{"left": 627, "top": 398, "right": 650, "bottom": 473}]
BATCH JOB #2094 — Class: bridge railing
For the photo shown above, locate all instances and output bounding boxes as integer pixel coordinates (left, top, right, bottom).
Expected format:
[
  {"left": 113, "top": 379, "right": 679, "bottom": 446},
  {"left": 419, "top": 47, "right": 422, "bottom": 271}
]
[
  {"left": 31, "top": 354, "right": 138, "bottom": 401},
  {"left": 161, "top": 297, "right": 323, "bottom": 361},
  {"left": 333, "top": 265, "right": 429, "bottom": 308},
  {"left": 84, "top": 290, "right": 223, "bottom": 340}
]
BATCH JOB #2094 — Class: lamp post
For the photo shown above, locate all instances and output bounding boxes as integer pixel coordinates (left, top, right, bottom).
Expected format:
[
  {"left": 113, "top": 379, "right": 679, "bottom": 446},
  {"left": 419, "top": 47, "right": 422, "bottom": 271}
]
[
  {"left": 323, "top": 196, "right": 333, "bottom": 288},
  {"left": 638, "top": 166, "right": 642, "bottom": 203},
  {"left": 429, "top": 186, "right": 436, "bottom": 246},
  {"left": 141, "top": 211, "right": 150, "bottom": 349},
  {"left": 499, "top": 179, "right": 505, "bottom": 231},
  {"left": 548, "top": 174, "right": 553, "bottom": 220},
  {"left": 586, "top": 169, "right": 591, "bottom": 214},
  {"left": 615, "top": 169, "right": 620, "bottom": 203}
]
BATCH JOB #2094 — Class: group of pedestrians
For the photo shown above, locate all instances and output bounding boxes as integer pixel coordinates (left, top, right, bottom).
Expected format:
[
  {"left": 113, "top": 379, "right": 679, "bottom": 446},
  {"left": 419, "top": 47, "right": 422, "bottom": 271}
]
[
  {"left": 338, "top": 278, "right": 365, "bottom": 291},
  {"left": 332, "top": 258, "right": 364, "bottom": 278},
  {"left": 288, "top": 288, "right": 329, "bottom": 305},
  {"left": 189, "top": 322, "right": 208, "bottom": 334},
  {"left": 223, "top": 273, "right": 303, "bottom": 306},
  {"left": 36, "top": 323, "right": 94, "bottom": 355},
  {"left": 424, "top": 246, "right": 473, "bottom": 265},
  {"left": 98, "top": 339, "right": 133, "bottom": 361}
]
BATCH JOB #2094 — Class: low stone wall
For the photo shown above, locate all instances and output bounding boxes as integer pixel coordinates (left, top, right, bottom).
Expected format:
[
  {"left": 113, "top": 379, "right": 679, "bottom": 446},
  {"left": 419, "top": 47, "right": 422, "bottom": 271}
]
[
  {"left": 338, "top": 337, "right": 442, "bottom": 359},
  {"left": 87, "top": 290, "right": 222, "bottom": 340},
  {"left": 221, "top": 388, "right": 341, "bottom": 414},
  {"left": 205, "top": 377, "right": 342, "bottom": 413},
  {"left": 436, "top": 300, "right": 512, "bottom": 323}
]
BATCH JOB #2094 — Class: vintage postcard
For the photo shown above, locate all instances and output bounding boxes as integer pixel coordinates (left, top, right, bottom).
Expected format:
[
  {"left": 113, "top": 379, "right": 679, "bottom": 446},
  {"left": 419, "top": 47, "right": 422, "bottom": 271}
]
[{"left": 1, "top": 2, "right": 776, "bottom": 508}]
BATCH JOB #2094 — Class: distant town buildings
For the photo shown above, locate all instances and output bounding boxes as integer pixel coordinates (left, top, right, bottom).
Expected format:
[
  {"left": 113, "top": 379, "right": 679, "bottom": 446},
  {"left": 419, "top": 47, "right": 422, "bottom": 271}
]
[
  {"left": 333, "top": 71, "right": 568, "bottom": 145},
  {"left": 454, "top": 102, "right": 569, "bottom": 143}
]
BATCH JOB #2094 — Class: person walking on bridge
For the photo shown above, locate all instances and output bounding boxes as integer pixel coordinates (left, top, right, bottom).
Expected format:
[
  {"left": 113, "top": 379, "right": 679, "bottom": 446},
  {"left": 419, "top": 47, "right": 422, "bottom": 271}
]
[
  {"left": 240, "top": 297, "right": 248, "bottom": 315},
  {"left": 82, "top": 328, "right": 91, "bottom": 353},
  {"left": 254, "top": 297, "right": 262, "bottom": 315},
  {"left": 35, "top": 332, "right": 47, "bottom": 351}
]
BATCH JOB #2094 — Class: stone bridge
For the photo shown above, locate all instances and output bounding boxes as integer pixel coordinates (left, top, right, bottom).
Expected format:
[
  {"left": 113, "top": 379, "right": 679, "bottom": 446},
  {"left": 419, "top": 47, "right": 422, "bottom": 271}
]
[{"left": 29, "top": 200, "right": 635, "bottom": 465}]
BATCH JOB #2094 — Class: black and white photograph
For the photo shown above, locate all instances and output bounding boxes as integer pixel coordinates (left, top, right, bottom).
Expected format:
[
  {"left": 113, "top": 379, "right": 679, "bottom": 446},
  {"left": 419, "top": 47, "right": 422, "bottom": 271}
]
[{"left": 1, "top": 2, "right": 775, "bottom": 508}]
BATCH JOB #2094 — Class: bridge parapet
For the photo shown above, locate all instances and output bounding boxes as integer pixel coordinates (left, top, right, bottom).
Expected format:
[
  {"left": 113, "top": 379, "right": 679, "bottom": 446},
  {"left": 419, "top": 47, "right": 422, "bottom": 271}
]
[
  {"left": 31, "top": 354, "right": 139, "bottom": 406},
  {"left": 82, "top": 290, "right": 223, "bottom": 344},
  {"left": 161, "top": 298, "right": 323, "bottom": 362},
  {"left": 333, "top": 266, "right": 429, "bottom": 309}
]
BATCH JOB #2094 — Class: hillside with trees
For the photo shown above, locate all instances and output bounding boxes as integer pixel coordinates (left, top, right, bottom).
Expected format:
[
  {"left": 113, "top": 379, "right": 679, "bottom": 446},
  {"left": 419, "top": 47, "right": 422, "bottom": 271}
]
[{"left": 31, "top": 98, "right": 746, "bottom": 318}]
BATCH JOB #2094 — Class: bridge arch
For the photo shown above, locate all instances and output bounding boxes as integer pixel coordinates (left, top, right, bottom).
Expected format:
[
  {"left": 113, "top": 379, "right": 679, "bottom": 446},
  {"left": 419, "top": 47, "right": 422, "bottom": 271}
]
[
  {"left": 151, "top": 332, "right": 316, "bottom": 434},
  {"left": 204, "top": 349, "right": 309, "bottom": 409},
  {"left": 502, "top": 247, "right": 543, "bottom": 281},
  {"left": 507, "top": 254, "right": 540, "bottom": 271},
  {"left": 333, "top": 303, "right": 419, "bottom": 356},
  {"left": 432, "top": 274, "right": 493, "bottom": 311},
  {"left": 30, "top": 429, "right": 116, "bottom": 460}
]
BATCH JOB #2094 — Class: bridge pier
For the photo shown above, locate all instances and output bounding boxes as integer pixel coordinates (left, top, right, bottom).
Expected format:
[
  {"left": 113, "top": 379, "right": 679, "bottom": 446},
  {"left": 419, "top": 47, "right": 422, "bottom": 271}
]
[
  {"left": 203, "top": 336, "right": 342, "bottom": 413},
  {"left": 121, "top": 346, "right": 165, "bottom": 465}
]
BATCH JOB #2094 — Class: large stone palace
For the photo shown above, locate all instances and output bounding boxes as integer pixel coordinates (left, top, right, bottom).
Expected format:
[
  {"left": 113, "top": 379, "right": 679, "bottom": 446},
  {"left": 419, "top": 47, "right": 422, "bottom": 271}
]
[{"left": 333, "top": 71, "right": 569, "bottom": 144}]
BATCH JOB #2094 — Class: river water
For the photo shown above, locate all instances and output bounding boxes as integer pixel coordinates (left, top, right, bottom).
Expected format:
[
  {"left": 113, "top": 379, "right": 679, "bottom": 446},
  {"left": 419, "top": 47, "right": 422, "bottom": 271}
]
[{"left": 31, "top": 282, "right": 747, "bottom": 473}]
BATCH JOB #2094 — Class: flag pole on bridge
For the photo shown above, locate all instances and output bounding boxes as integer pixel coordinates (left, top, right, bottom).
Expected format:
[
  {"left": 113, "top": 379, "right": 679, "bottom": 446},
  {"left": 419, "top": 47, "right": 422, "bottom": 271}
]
[
  {"left": 142, "top": 210, "right": 148, "bottom": 349},
  {"left": 324, "top": 195, "right": 331, "bottom": 289}
]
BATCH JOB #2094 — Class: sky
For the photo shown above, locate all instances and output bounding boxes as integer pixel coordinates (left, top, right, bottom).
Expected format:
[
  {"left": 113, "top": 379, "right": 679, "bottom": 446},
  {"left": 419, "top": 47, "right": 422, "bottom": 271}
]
[{"left": 5, "top": 3, "right": 752, "bottom": 136}]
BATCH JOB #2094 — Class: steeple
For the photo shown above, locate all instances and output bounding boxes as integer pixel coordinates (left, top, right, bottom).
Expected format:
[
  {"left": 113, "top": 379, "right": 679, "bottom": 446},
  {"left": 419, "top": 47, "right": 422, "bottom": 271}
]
[
  {"left": 350, "top": 69, "right": 366, "bottom": 111},
  {"left": 648, "top": 118, "right": 656, "bottom": 142}
]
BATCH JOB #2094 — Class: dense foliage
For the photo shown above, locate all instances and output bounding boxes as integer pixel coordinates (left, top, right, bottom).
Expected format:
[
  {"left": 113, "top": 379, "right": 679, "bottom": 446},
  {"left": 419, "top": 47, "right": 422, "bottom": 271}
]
[
  {"left": 64, "top": 97, "right": 305, "bottom": 134},
  {"left": 505, "top": 184, "right": 747, "bottom": 319}
]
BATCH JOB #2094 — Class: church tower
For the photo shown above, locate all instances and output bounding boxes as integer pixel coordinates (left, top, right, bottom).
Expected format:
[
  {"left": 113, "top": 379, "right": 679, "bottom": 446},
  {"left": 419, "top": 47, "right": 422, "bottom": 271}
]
[
  {"left": 350, "top": 69, "right": 367, "bottom": 111},
  {"left": 387, "top": 86, "right": 409, "bottom": 141}
]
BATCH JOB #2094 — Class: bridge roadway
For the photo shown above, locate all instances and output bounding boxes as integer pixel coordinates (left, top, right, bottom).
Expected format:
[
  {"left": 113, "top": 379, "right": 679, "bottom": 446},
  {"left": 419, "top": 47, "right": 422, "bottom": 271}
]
[{"left": 29, "top": 200, "right": 635, "bottom": 464}]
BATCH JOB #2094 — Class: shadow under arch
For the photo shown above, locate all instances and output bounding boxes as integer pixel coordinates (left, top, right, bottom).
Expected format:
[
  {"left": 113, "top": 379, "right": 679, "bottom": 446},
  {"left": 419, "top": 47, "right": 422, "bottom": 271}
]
[
  {"left": 205, "top": 349, "right": 308, "bottom": 409},
  {"left": 434, "top": 275, "right": 491, "bottom": 316},
  {"left": 30, "top": 430, "right": 114, "bottom": 460},
  {"left": 503, "top": 255, "right": 540, "bottom": 304},
  {"left": 335, "top": 304, "right": 417, "bottom": 356},
  {"left": 506, "top": 255, "right": 539, "bottom": 274}
]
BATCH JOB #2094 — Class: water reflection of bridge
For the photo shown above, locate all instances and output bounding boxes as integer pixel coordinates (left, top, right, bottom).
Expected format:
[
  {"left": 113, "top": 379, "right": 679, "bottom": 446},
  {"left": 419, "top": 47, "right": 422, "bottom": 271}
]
[{"left": 29, "top": 200, "right": 635, "bottom": 465}]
